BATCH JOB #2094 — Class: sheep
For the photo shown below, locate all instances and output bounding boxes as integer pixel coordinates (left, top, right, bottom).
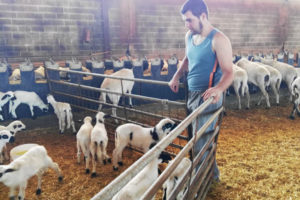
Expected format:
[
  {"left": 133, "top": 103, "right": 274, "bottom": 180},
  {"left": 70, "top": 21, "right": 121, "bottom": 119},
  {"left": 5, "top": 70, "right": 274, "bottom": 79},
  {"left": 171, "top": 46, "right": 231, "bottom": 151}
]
[
  {"left": 112, "top": 118, "right": 176, "bottom": 170},
  {"left": 90, "top": 112, "right": 111, "bottom": 177},
  {"left": 98, "top": 68, "right": 135, "bottom": 123},
  {"left": 289, "top": 77, "right": 300, "bottom": 119},
  {"left": 254, "top": 62, "right": 282, "bottom": 105},
  {"left": 236, "top": 58, "right": 271, "bottom": 108},
  {"left": 257, "top": 56, "right": 298, "bottom": 101},
  {"left": 231, "top": 64, "right": 250, "bottom": 109},
  {"left": 0, "top": 130, "right": 15, "bottom": 164},
  {"left": 9, "top": 68, "right": 21, "bottom": 81},
  {"left": 0, "top": 145, "right": 63, "bottom": 200},
  {"left": 162, "top": 157, "right": 193, "bottom": 200},
  {"left": 0, "top": 120, "right": 26, "bottom": 161},
  {"left": 112, "top": 152, "right": 172, "bottom": 200},
  {"left": 47, "top": 94, "right": 76, "bottom": 134},
  {"left": 9, "top": 90, "right": 48, "bottom": 119},
  {"left": 0, "top": 91, "right": 16, "bottom": 121},
  {"left": 76, "top": 116, "right": 93, "bottom": 174}
]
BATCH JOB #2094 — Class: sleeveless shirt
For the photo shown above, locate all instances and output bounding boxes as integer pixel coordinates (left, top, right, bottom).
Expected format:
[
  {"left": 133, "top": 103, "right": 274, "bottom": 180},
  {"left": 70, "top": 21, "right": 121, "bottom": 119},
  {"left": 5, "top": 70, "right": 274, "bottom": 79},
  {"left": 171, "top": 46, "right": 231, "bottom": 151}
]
[{"left": 186, "top": 29, "right": 223, "bottom": 91}]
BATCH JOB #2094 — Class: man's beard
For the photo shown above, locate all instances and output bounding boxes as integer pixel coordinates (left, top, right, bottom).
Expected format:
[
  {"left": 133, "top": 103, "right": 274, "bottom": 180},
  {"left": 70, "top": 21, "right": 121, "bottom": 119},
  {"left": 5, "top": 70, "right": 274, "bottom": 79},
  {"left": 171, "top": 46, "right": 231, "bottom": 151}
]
[{"left": 191, "top": 22, "right": 203, "bottom": 34}]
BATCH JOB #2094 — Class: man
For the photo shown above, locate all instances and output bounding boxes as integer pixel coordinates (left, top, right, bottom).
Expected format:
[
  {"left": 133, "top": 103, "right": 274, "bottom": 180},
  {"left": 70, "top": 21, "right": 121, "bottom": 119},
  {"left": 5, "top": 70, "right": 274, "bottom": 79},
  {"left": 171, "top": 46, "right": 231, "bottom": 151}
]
[{"left": 168, "top": 0, "right": 233, "bottom": 181}]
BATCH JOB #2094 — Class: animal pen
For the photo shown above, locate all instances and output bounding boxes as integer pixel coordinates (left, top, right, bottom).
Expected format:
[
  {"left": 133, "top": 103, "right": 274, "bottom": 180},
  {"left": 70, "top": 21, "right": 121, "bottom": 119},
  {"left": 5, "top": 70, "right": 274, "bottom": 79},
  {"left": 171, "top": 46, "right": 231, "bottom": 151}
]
[{"left": 45, "top": 65, "right": 224, "bottom": 200}]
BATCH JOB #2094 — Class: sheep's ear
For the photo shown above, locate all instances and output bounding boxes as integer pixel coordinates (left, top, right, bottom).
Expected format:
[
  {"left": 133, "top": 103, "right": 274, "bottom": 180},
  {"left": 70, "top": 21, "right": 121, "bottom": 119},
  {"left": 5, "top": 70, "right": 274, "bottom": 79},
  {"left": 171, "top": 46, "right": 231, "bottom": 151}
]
[
  {"left": 4, "top": 168, "right": 15, "bottom": 174},
  {"left": 159, "top": 152, "right": 172, "bottom": 163},
  {"left": 1, "top": 94, "right": 9, "bottom": 101}
]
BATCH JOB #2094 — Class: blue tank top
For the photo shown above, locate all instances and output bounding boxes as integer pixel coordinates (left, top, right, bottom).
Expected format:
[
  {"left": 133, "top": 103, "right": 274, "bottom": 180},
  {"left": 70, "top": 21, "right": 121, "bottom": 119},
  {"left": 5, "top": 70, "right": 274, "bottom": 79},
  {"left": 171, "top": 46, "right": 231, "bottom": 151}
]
[{"left": 186, "top": 29, "right": 222, "bottom": 91}]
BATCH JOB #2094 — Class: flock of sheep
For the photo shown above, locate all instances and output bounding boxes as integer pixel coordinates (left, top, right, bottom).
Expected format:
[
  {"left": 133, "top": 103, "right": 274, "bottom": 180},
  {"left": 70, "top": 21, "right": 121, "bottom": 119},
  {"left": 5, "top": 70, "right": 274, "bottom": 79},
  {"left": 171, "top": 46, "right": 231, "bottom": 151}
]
[
  {"left": 231, "top": 55, "right": 300, "bottom": 119},
  {"left": 1, "top": 53, "right": 300, "bottom": 199}
]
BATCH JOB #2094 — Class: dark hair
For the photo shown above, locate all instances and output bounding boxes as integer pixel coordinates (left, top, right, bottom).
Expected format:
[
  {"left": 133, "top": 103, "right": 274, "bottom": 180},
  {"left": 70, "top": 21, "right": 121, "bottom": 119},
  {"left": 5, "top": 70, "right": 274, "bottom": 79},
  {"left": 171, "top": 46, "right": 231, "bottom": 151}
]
[{"left": 180, "top": 0, "right": 208, "bottom": 18}]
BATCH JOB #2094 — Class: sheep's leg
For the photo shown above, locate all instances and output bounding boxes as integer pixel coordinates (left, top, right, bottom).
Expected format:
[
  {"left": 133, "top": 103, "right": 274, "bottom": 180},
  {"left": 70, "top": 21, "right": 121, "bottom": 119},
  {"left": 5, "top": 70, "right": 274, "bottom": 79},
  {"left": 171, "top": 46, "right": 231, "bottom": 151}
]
[
  {"left": 112, "top": 107, "right": 118, "bottom": 123},
  {"left": 10, "top": 101, "right": 20, "bottom": 119},
  {"left": 112, "top": 144, "right": 126, "bottom": 170},
  {"left": 77, "top": 141, "right": 82, "bottom": 164},
  {"left": 84, "top": 146, "right": 91, "bottom": 174},
  {"left": 18, "top": 181, "right": 27, "bottom": 200},
  {"left": 0, "top": 114, "right": 3, "bottom": 121},
  {"left": 103, "top": 143, "right": 111, "bottom": 164},
  {"left": 90, "top": 143, "right": 97, "bottom": 177},
  {"left": 271, "top": 83, "right": 280, "bottom": 105},
  {"left": 233, "top": 84, "right": 241, "bottom": 110},
  {"left": 36, "top": 170, "right": 44, "bottom": 195},
  {"left": 257, "top": 85, "right": 270, "bottom": 108},
  {"left": 69, "top": 112, "right": 76, "bottom": 134},
  {"left": 9, "top": 186, "right": 16, "bottom": 200},
  {"left": 245, "top": 85, "right": 250, "bottom": 109},
  {"left": 127, "top": 90, "right": 133, "bottom": 108},
  {"left": 98, "top": 93, "right": 106, "bottom": 110},
  {"left": 289, "top": 103, "right": 297, "bottom": 119},
  {"left": 29, "top": 105, "right": 35, "bottom": 119},
  {"left": 49, "top": 162, "right": 63, "bottom": 182},
  {"left": 60, "top": 115, "right": 66, "bottom": 134}
]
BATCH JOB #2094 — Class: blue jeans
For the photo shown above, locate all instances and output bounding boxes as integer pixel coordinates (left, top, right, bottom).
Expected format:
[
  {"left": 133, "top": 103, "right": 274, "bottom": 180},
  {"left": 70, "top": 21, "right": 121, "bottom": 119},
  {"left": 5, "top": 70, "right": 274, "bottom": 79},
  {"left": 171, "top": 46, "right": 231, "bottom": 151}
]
[{"left": 187, "top": 90, "right": 223, "bottom": 181}]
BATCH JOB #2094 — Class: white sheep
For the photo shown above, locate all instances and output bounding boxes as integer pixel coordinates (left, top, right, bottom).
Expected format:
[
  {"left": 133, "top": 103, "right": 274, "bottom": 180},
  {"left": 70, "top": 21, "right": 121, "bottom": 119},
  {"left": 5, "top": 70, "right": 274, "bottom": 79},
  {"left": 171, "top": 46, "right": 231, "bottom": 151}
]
[
  {"left": 162, "top": 157, "right": 193, "bottom": 200},
  {"left": 76, "top": 116, "right": 93, "bottom": 174},
  {"left": 0, "top": 145, "right": 63, "bottom": 200},
  {"left": 257, "top": 56, "right": 298, "bottom": 101},
  {"left": 90, "top": 112, "right": 111, "bottom": 177},
  {"left": 255, "top": 62, "right": 282, "bottom": 105},
  {"left": 112, "top": 152, "right": 172, "bottom": 200},
  {"left": 289, "top": 77, "right": 300, "bottom": 119},
  {"left": 0, "top": 120, "right": 26, "bottom": 161},
  {"left": 47, "top": 94, "right": 76, "bottom": 134},
  {"left": 98, "top": 68, "right": 135, "bottom": 123},
  {"left": 0, "top": 130, "right": 15, "bottom": 164},
  {"left": 0, "top": 91, "right": 16, "bottom": 121},
  {"left": 112, "top": 118, "right": 176, "bottom": 170},
  {"left": 9, "top": 90, "right": 48, "bottom": 119},
  {"left": 236, "top": 58, "right": 271, "bottom": 108},
  {"left": 232, "top": 64, "right": 250, "bottom": 109}
]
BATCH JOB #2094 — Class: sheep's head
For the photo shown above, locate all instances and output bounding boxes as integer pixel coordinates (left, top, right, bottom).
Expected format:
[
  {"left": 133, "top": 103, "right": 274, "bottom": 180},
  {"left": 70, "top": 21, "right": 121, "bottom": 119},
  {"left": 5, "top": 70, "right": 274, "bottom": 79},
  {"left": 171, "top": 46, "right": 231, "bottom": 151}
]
[
  {"left": 9, "top": 120, "right": 26, "bottom": 135},
  {"left": 95, "top": 112, "right": 110, "bottom": 124},
  {"left": 153, "top": 118, "right": 176, "bottom": 140},
  {"left": 0, "top": 166, "right": 16, "bottom": 179},
  {"left": 0, "top": 130, "right": 15, "bottom": 145},
  {"left": 83, "top": 116, "right": 92, "bottom": 124},
  {"left": 46, "top": 94, "right": 55, "bottom": 104},
  {"left": 1, "top": 91, "right": 16, "bottom": 104}
]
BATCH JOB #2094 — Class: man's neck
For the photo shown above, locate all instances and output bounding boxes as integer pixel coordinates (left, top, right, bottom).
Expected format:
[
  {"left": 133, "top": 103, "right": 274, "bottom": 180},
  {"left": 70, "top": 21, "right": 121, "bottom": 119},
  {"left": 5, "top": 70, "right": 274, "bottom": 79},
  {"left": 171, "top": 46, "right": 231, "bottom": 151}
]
[{"left": 200, "top": 23, "right": 214, "bottom": 37}]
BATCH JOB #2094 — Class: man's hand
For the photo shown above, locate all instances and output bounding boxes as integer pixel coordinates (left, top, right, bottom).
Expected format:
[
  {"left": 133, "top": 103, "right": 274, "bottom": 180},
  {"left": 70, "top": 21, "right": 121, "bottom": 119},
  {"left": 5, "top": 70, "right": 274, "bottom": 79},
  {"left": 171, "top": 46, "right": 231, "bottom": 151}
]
[
  {"left": 168, "top": 78, "right": 180, "bottom": 93},
  {"left": 202, "top": 87, "right": 222, "bottom": 104}
]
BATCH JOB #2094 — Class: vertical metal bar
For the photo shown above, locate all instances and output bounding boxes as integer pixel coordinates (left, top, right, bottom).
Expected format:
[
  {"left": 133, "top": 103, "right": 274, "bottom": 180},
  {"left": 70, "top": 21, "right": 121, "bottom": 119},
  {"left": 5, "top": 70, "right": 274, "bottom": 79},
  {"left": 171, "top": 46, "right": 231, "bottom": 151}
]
[{"left": 101, "top": 0, "right": 111, "bottom": 59}]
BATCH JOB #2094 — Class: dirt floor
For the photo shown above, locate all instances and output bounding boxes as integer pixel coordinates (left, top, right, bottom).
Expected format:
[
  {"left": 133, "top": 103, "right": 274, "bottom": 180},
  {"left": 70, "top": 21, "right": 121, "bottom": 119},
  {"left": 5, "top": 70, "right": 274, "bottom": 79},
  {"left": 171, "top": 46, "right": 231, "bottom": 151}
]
[{"left": 0, "top": 90, "right": 299, "bottom": 200}]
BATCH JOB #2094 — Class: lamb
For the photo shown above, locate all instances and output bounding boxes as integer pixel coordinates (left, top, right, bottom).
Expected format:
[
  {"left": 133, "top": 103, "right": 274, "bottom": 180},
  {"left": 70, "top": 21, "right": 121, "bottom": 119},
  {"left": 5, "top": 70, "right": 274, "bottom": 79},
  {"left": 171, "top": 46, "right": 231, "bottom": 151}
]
[
  {"left": 257, "top": 56, "right": 298, "bottom": 101},
  {"left": 162, "top": 157, "right": 193, "bottom": 200},
  {"left": 9, "top": 91, "right": 48, "bottom": 119},
  {"left": 289, "top": 77, "right": 300, "bottom": 119},
  {"left": 112, "top": 152, "right": 172, "bottom": 200},
  {"left": 98, "top": 68, "right": 135, "bottom": 123},
  {"left": 0, "top": 130, "right": 15, "bottom": 164},
  {"left": 90, "top": 112, "right": 111, "bottom": 177},
  {"left": 0, "top": 120, "right": 26, "bottom": 161},
  {"left": 47, "top": 94, "right": 76, "bottom": 134},
  {"left": 254, "top": 62, "right": 282, "bottom": 105},
  {"left": 231, "top": 64, "right": 250, "bottom": 109},
  {"left": 76, "top": 116, "right": 93, "bottom": 174},
  {"left": 112, "top": 118, "right": 176, "bottom": 170},
  {"left": 236, "top": 58, "right": 271, "bottom": 108},
  {"left": 0, "top": 145, "right": 63, "bottom": 200},
  {"left": 0, "top": 91, "right": 16, "bottom": 121}
]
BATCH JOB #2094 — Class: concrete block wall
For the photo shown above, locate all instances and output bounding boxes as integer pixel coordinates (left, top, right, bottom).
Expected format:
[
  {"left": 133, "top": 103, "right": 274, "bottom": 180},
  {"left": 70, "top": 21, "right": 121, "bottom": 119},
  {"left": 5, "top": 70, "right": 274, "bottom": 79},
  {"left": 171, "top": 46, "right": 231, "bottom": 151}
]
[{"left": 0, "top": 0, "right": 103, "bottom": 62}]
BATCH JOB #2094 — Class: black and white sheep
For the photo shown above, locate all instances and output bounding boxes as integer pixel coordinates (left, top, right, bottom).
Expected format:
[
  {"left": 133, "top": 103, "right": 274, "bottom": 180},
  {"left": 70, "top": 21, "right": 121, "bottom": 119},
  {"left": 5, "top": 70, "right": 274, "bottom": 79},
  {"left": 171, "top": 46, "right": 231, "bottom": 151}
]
[
  {"left": 112, "top": 152, "right": 172, "bottom": 200},
  {"left": 112, "top": 118, "right": 176, "bottom": 170},
  {"left": 0, "top": 91, "right": 16, "bottom": 121},
  {"left": 0, "top": 130, "right": 15, "bottom": 164},
  {"left": 162, "top": 157, "right": 193, "bottom": 200},
  {"left": 289, "top": 77, "right": 300, "bottom": 119},
  {"left": 90, "top": 112, "right": 111, "bottom": 177},
  {"left": 236, "top": 58, "right": 271, "bottom": 108},
  {"left": 9, "top": 91, "right": 48, "bottom": 119},
  {"left": 47, "top": 94, "right": 76, "bottom": 134},
  {"left": 76, "top": 116, "right": 93, "bottom": 174},
  {"left": 98, "top": 68, "right": 135, "bottom": 123},
  {"left": 0, "top": 120, "right": 26, "bottom": 161},
  {"left": 232, "top": 64, "right": 250, "bottom": 109},
  {"left": 0, "top": 145, "right": 63, "bottom": 200}
]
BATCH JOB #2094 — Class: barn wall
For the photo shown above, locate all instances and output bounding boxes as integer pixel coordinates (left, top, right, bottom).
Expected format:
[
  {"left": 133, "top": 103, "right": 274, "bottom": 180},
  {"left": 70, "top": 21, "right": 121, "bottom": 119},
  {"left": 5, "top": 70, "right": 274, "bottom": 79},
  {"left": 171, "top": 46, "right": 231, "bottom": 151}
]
[
  {"left": 0, "top": 0, "right": 300, "bottom": 61},
  {"left": 0, "top": 0, "right": 103, "bottom": 62}
]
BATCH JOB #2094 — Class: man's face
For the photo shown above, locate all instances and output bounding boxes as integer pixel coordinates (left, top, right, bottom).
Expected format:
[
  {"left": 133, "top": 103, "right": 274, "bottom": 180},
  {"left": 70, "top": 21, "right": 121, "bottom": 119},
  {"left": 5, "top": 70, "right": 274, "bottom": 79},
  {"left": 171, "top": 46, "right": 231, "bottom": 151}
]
[{"left": 182, "top": 11, "right": 203, "bottom": 34}]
